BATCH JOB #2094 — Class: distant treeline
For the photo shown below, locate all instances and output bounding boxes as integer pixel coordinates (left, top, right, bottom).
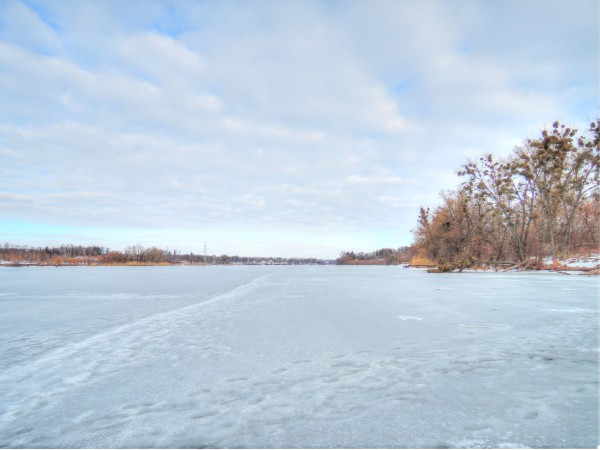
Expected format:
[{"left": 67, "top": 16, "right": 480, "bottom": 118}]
[
  {"left": 412, "top": 120, "right": 599, "bottom": 268},
  {"left": 0, "top": 243, "right": 326, "bottom": 266}
]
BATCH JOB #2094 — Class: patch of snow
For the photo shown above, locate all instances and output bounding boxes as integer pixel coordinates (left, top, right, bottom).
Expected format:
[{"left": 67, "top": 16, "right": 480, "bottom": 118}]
[
  {"left": 544, "top": 254, "right": 600, "bottom": 269},
  {"left": 459, "top": 323, "right": 510, "bottom": 329},
  {"left": 574, "top": 347, "right": 599, "bottom": 353},
  {"left": 541, "top": 308, "right": 595, "bottom": 313}
]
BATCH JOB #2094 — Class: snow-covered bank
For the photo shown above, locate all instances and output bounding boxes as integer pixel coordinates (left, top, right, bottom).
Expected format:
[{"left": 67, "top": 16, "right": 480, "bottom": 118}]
[
  {"left": 0, "top": 266, "right": 597, "bottom": 448},
  {"left": 544, "top": 254, "right": 600, "bottom": 271},
  {"left": 418, "top": 253, "right": 600, "bottom": 274}
]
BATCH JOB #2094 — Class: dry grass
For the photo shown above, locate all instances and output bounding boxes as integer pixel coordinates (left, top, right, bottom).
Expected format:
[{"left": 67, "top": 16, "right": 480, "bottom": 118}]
[
  {"left": 346, "top": 259, "right": 386, "bottom": 265},
  {"left": 409, "top": 255, "right": 435, "bottom": 267}
]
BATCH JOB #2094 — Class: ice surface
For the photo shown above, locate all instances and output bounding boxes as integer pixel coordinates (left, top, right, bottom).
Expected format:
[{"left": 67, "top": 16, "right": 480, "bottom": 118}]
[{"left": 0, "top": 266, "right": 597, "bottom": 448}]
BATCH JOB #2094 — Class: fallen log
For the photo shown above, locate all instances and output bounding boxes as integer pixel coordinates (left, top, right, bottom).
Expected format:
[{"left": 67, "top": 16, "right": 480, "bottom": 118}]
[{"left": 502, "top": 257, "right": 547, "bottom": 272}]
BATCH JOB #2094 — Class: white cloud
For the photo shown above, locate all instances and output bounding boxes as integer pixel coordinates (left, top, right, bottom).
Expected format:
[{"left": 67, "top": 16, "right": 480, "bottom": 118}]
[
  {"left": 0, "top": 0, "right": 597, "bottom": 257},
  {"left": 0, "top": 0, "right": 62, "bottom": 54},
  {"left": 345, "top": 175, "right": 405, "bottom": 186}
]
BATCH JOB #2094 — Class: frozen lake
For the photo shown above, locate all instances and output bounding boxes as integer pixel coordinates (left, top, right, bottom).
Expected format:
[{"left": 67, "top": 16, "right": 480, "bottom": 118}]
[{"left": 0, "top": 266, "right": 597, "bottom": 448}]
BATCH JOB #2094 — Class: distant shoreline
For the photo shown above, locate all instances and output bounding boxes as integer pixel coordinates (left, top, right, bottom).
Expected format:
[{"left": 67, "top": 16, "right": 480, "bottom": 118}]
[
  {"left": 0, "top": 261, "right": 323, "bottom": 267},
  {"left": 1, "top": 261, "right": 598, "bottom": 275}
]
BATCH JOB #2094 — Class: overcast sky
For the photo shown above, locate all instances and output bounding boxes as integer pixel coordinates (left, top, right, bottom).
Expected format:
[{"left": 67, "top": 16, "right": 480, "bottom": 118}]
[{"left": 1, "top": 0, "right": 598, "bottom": 258}]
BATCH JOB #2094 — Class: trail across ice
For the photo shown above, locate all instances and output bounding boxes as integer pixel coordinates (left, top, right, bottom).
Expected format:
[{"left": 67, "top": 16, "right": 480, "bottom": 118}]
[{"left": 0, "top": 274, "right": 271, "bottom": 431}]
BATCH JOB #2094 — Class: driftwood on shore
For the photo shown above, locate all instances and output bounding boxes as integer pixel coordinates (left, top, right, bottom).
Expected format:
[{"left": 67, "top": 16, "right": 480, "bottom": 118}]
[
  {"left": 502, "top": 258, "right": 600, "bottom": 274},
  {"left": 502, "top": 258, "right": 546, "bottom": 272},
  {"left": 423, "top": 255, "right": 600, "bottom": 275}
]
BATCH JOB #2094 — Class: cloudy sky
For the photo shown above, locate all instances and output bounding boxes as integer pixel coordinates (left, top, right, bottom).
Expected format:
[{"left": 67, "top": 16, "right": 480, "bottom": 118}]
[{"left": 1, "top": 0, "right": 598, "bottom": 258}]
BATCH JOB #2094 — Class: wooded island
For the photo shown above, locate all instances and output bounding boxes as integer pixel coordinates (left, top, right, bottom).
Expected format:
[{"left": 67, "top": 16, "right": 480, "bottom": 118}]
[{"left": 338, "top": 120, "right": 599, "bottom": 272}]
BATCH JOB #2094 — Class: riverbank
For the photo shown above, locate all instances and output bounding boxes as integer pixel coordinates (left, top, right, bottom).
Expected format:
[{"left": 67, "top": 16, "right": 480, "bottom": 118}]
[
  {"left": 0, "top": 261, "right": 320, "bottom": 267},
  {"left": 0, "top": 261, "right": 186, "bottom": 267},
  {"left": 405, "top": 254, "right": 600, "bottom": 275}
]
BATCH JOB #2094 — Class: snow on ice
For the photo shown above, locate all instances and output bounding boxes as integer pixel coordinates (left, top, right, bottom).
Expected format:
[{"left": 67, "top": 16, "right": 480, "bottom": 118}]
[{"left": 0, "top": 265, "right": 597, "bottom": 448}]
